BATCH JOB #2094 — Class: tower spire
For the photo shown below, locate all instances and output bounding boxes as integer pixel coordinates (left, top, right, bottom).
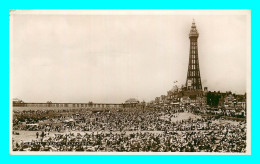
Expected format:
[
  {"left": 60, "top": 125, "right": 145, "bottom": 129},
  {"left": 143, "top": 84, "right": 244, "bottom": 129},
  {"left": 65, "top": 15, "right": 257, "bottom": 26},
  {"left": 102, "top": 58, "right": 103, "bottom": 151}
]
[{"left": 190, "top": 19, "right": 199, "bottom": 38}]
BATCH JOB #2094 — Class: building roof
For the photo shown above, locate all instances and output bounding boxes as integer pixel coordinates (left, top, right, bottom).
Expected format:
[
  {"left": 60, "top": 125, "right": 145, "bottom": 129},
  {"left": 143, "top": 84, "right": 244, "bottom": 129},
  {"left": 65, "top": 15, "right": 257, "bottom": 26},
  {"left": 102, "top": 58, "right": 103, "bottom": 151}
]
[
  {"left": 13, "top": 98, "right": 23, "bottom": 103},
  {"left": 125, "top": 98, "right": 139, "bottom": 104},
  {"left": 170, "top": 85, "right": 179, "bottom": 92}
]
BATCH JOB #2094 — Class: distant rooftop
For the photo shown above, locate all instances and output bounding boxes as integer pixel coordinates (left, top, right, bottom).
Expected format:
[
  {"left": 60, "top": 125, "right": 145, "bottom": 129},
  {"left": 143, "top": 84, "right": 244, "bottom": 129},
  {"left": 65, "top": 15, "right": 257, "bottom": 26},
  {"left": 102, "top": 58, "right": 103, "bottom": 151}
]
[{"left": 125, "top": 98, "right": 139, "bottom": 104}]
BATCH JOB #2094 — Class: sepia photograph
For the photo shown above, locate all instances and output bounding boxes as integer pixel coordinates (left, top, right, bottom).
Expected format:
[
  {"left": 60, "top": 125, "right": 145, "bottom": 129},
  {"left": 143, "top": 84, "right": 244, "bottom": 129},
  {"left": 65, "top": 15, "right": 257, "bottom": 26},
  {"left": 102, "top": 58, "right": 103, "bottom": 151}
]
[{"left": 9, "top": 10, "right": 251, "bottom": 155}]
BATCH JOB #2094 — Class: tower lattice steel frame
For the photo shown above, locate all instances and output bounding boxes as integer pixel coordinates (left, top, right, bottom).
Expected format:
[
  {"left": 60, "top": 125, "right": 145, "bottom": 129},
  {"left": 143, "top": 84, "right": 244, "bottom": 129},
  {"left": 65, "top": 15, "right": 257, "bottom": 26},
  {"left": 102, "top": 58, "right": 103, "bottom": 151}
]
[{"left": 186, "top": 20, "right": 202, "bottom": 90}]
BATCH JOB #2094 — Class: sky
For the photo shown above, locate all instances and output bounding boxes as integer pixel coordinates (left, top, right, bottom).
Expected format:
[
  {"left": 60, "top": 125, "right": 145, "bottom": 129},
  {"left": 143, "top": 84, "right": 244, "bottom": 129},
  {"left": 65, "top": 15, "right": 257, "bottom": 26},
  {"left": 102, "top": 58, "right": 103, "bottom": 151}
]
[{"left": 10, "top": 10, "right": 250, "bottom": 103}]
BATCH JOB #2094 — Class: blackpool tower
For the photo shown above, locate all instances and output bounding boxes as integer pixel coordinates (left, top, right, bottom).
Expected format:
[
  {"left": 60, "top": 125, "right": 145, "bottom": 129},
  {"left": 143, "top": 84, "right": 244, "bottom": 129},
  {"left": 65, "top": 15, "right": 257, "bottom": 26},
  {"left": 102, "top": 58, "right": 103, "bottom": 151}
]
[{"left": 186, "top": 20, "right": 202, "bottom": 91}]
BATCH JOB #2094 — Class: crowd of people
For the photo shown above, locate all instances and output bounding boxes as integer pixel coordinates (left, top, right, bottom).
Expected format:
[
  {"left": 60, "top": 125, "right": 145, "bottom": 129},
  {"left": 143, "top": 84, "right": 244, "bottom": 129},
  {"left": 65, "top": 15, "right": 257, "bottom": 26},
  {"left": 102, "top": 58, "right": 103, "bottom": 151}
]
[{"left": 12, "top": 107, "right": 247, "bottom": 152}]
